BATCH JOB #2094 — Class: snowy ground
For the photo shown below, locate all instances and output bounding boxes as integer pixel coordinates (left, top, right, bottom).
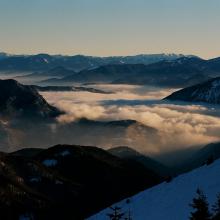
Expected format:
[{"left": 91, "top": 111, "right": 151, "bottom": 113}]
[{"left": 88, "top": 159, "right": 220, "bottom": 220}]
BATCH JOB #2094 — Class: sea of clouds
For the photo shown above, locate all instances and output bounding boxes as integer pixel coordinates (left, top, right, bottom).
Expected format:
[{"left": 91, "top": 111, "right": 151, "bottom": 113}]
[{"left": 41, "top": 84, "right": 220, "bottom": 157}]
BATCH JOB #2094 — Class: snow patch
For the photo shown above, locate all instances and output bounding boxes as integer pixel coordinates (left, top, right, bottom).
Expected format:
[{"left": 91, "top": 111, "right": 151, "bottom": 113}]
[
  {"left": 42, "top": 159, "right": 57, "bottom": 167},
  {"left": 43, "top": 58, "right": 49, "bottom": 63}
]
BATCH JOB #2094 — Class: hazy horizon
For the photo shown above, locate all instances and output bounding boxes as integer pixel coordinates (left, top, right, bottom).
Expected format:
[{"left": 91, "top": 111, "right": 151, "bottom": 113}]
[{"left": 1, "top": 51, "right": 219, "bottom": 60}]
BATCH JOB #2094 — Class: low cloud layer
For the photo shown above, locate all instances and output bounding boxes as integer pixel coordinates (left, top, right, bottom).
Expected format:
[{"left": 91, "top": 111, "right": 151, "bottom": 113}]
[{"left": 41, "top": 85, "right": 220, "bottom": 157}]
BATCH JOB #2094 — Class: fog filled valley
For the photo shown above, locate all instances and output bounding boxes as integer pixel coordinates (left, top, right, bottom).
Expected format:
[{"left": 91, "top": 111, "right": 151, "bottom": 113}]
[
  {"left": 1, "top": 77, "right": 220, "bottom": 166},
  {"left": 42, "top": 85, "right": 220, "bottom": 164},
  {"left": 1, "top": 54, "right": 220, "bottom": 219}
]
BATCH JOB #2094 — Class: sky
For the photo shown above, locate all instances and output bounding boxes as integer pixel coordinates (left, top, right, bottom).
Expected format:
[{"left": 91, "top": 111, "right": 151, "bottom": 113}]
[{"left": 0, "top": 0, "right": 220, "bottom": 58}]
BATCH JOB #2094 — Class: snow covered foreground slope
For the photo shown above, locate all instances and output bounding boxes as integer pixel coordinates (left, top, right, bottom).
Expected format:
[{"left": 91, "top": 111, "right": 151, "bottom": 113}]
[{"left": 88, "top": 159, "right": 220, "bottom": 220}]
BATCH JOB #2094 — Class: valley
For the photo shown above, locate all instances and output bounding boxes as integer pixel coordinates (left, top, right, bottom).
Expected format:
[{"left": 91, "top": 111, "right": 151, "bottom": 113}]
[{"left": 0, "top": 53, "right": 220, "bottom": 219}]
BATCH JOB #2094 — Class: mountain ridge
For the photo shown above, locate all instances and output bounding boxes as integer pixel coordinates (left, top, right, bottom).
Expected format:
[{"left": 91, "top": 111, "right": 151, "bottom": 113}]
[
  {"left": 41, "top": 56, "right": 220, "bottom": 87},
  {"left": 0, "top": 79, "right": 61, "bottom": 118},
  {"left": 165, "top": 76, "right": 220, "bottom": 104},
  {"left": 0, "top": 53, "right": 197, "bottom": 72},
  {"left": 0, "top": 144, "right": 162, "bottom": 219}
]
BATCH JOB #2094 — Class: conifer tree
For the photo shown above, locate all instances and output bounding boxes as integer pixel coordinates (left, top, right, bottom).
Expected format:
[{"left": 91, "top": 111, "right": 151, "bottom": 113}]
[
  {"left": 124, "top": 198, "right": 132, "bottom": 220},
  {"left": 189, "top": 189, "right": 211, "bottom": 220},
  {"left": 107, "top": 206, "right": 125, "bottom": 220},
  {"left": 212, "top": 193, "right": 220, "bottom": 220}
]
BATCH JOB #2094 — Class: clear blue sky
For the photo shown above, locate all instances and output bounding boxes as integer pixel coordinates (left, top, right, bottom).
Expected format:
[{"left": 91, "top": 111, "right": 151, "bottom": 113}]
[{"left": 0, "top": 0, "right": 220, "bottom": 58}]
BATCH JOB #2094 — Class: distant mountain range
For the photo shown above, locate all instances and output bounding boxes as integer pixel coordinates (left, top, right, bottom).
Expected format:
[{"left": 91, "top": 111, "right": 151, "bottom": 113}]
[
  {"left": 0, "top": 53, "right": 192, "bottom": 72},
  {"left": 20, "top": 66, "right": 76, "bottom": 78},
  {"left": 0, "top": 144, "right": 162, "bottom": 219},
  {"left": 31, "top": 85, "right": 112, "bottom": 93},
  {"left": 42, "top": 63, "right": 148, "bottom": 84},
  {"left": 0, "top": 52, "right": 10, "bottom": 60},
  {"left": 3, "top": 53, "right": 220, "bottom": 88},
  {"left": 40, "top": 56, "right": 220, "bottom": 87},
  {"left": 165, "top": 76, "right": 220, "bottom": 104}
]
